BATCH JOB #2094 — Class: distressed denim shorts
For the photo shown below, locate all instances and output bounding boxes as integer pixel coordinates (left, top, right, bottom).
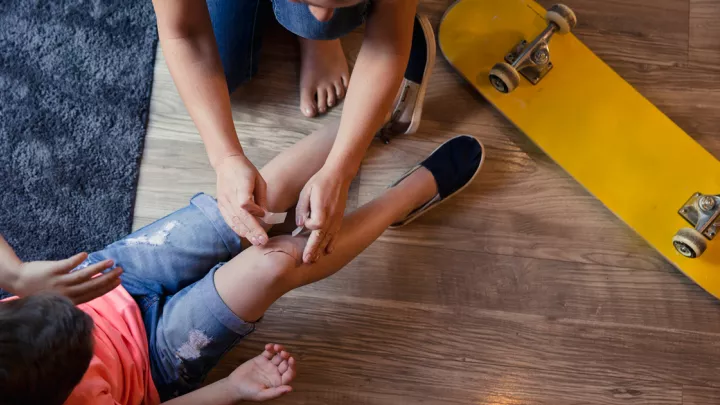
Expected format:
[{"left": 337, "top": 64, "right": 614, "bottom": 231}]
[
  {"left": 81, "top": 193, "right": 252, "bottom": 400},
  {"left": 207, "top": 0, "right": 370, "bottom": 91}
]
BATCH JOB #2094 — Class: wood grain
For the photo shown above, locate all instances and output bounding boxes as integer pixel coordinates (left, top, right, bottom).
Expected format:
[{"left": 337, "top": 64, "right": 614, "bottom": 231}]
[
  {"left": 137, "top": 0, "right": 720, "bottom": 403},
  {"left": 683, "top": 386, "right": 720, "bottom": 405}
]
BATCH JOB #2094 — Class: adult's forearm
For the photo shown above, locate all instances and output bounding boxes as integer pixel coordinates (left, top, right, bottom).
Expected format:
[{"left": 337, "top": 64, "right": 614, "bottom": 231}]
[
  {"left": 325, "top": 49, "right": 407, "bottom": 178},
  {"left": 324, "top": 0, "right": 416, "bottom": 178},
  {"left": 154, "top": 0, "right": 243, "bottom": 168},
  {"left": 0, "top": 235, "right": 22, "bottom": 292}
]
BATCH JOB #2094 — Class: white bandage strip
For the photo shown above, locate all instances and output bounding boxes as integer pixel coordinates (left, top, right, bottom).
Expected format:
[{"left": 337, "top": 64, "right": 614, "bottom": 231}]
[
  {"left": 261, "top": 211, "right": 287, "bottom": 225},
  {"left": 291, "top": 226, "right": 305, "bottom": 237}
]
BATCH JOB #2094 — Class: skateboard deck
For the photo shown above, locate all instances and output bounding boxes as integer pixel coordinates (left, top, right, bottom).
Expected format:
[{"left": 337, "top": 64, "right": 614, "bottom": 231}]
[{"left": 439, "top": 0, "right": 720, "bottom": 298}]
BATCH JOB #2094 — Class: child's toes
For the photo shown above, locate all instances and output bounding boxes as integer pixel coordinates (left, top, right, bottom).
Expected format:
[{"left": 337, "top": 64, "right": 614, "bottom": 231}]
[{"left": 280, "top": 350, "right": 290, "bottom": 360}]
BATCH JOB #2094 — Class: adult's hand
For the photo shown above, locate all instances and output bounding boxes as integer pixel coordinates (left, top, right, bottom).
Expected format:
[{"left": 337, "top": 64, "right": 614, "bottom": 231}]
[
  {"left": 296, "top": 167, "right": 350, "bottom": 263},
  {"left": 216, "top": 154, "right": 269, "bottom": 246}
]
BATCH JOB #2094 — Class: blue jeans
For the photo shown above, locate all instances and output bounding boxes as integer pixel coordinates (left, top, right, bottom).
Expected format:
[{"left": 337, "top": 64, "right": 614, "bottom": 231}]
[
  {"left": 207, "top": 0, "right": 370, "bottom": 91},
  {"left": 80, "top": 193, "right": 252, "bottom": 400}
]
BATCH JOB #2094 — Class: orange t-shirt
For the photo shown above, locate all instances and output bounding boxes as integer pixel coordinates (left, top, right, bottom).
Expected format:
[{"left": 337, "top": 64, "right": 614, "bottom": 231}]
[{"left": 62, "top": 285, "right": 160, "bottom": 405}]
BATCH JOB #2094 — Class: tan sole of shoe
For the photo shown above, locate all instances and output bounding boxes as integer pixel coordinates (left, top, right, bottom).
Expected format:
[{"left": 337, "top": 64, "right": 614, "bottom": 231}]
[{"left": 403, "top": 15, "right": 436, "bottom": 135}]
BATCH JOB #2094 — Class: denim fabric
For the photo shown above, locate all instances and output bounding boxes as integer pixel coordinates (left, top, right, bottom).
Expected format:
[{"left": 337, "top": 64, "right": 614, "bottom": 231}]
[
  {"left": 81, "top": 193, "right": 253, "bottom": 400},
  {"left": 272, "top": 0, "right": 369, "bottom": 40},
  {"left": 207, "top": 0, "right": 368, "bottom": 92}
]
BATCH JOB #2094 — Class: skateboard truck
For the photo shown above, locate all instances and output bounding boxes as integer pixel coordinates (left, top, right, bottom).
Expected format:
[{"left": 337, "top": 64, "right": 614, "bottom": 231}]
[
  {"left": 673, "top": 193, "right": 720, "bottom": 258},
  {"left": 489, "top": 4, "right": 577, "bottom": 94}
]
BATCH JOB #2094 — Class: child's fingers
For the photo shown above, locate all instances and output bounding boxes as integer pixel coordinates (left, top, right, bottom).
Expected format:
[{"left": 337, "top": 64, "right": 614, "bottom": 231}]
[
  {"left": 262, "top": 344, "right": 276, "bottom": 360},
  {"left": 71, "top": 275, "right": 122, "bottom": 305},
  {"left": 278, "top": 359, "right": 289, "bottom": 374},
  {"left": 65, "top": 267, "right": 123, "bottom": 303},
  {"left": 62, "top": 259, "right": 114, "bottom": 285},
  {"left": 52, "top": 252, "right": 89, "bottom": 274},
  {"left": 271, "top": 353, "right": 284, "bottom": 366},
  {"left": 281, "top": 357, "right": 297, "bottom": 385}
]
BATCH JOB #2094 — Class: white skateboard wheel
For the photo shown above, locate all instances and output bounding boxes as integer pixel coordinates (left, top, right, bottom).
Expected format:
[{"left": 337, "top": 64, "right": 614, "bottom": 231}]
[
  {"left": 673, "top": 227, "right": 708, "bottom": 258},
  {"left": 546, "top": 4, "right": 577, "bottom": 34}
]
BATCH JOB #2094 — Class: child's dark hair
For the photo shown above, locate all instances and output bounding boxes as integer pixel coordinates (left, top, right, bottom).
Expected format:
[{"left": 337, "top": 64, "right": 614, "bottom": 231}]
[{"left": 0, "top": 294, "right": 94, "bottom": 405}]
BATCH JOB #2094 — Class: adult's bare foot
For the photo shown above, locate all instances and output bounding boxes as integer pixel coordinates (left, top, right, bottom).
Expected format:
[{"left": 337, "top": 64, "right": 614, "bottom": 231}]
[
  {"left": 299, "top": 37, "right": 349, "bottom": 117},
  {"left": 227, "top": 343, "right": 298, "bottom": 402}
]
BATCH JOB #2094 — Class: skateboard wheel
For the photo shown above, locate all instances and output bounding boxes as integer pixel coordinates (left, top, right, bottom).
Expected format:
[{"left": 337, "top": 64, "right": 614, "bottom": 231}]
[
  {"left": 673, "top": 227, "right": 707, "bottom": 258},
  {"left": 489, "top": 62, "right": 520, "bottom": 93},
  {"left": 546, "top": 4, "right": 577, "bottom": 34}
]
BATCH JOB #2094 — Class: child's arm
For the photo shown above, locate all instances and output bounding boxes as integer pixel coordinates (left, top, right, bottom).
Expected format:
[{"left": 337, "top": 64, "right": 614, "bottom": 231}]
[
  {"left": 162, "top": 379, "right": 243, "bottom": 405},
  {"left": 0, "top": 234, "right": 122, "bottom": 303},
  {"left": 162, "top": 371, "right": 292, "bottom": 405},
  {"left": 0, "top": 234, "right": 23, "bottom": 291},
  {"left": 296, "top": 0, "right": 418, "bottom": 262}
]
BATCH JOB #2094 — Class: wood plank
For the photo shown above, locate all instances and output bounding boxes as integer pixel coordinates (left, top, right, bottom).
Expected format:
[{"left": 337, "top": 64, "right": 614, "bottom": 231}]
[
  {"left": 683, "top": 386, "right": 720, "bottom": 405},
  {"left": 206, "top": 294, "right": 697, "bottom": 404},
  {"left": 689, "top": 0, "right": 720, "bottom": 66}
]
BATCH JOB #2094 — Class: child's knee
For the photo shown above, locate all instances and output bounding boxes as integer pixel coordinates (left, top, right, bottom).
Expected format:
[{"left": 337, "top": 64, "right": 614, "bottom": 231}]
[{"left": 251, "top": 236, "right": 306, "bottom": 286}]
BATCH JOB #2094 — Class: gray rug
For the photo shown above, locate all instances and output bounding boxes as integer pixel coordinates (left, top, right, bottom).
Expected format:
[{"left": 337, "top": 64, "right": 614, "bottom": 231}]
[{"left": 0, "top": 1, "right": 157, "bottom": 264}]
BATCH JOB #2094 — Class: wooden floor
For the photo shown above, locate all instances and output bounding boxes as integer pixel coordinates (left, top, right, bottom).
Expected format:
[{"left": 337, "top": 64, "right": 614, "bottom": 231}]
[{"left": 136, "top": 0, "right": 720, "bottom": 403}]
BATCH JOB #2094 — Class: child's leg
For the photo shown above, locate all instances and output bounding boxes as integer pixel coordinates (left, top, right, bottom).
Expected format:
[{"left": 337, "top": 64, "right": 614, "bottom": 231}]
[
  {"left": 214, "top": 165, "right": 436, "bottom": 321},
  {"left": 149, "top": 163, "right": 436, "bottom": 399}
]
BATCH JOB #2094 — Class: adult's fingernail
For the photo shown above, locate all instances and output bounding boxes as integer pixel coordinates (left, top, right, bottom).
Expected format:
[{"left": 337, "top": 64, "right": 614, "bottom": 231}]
[
  {"left": 250, "top": 236, "right": 258, "bottom": 245},
  {"left": 258, "top": 235, "right": 267, "bottom": 244}
]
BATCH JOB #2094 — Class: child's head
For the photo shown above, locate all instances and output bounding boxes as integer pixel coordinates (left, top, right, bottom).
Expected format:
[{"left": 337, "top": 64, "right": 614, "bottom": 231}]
[{"left": 0, "top": 294, "right": 94, "bottom": 405}]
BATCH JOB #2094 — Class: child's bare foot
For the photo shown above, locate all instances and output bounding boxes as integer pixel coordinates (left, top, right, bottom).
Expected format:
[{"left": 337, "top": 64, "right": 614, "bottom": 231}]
[
  {"left": 227, "top": 343, "right": 297, "bottom": 402},
  {"left": 299, "top": 38, "right": 349, "bottom": 117}
]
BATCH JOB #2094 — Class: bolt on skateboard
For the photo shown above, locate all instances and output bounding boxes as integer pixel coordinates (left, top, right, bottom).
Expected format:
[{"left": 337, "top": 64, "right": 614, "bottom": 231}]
[{"left": 439, "top": 0, "right": 720, "bottom": 297}]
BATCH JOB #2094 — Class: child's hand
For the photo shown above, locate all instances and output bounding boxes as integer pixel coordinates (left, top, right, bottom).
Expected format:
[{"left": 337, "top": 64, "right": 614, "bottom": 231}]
[
  {"left": 12, "top": 253, "right": 122, "bottom": 304},
  {"left": 227, "top": 343, "right": 297, "bottom": 402}
]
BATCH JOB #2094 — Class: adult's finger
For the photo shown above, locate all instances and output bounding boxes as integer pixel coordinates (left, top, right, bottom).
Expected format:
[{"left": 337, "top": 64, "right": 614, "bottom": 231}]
[
  {"left": 62, "top": 259, "right": 115, "bottom": 285},
  {"left": 239, "top": 199, "right": 265, "bottom": 217},
  {"left": 325, "top": 234, "right": 338, "bottom": 254},
  {"left": 318, "top": 231, "right": 333, "bottom": 258},
  {"left": 52, "top": 252, "right": 89, "bottom": 274},
  {"left": 219, "top": 202, "right": 249, "bottom": 238},
  {"left": 254, "top": 174, "right": 268, "bottom": 210},
  {"left": 234, "top": 207, "right": 268, "bottom": 246},
  {"left": 303, "top": 229, "right": 326, "bottom": 263},
  {"left": 304, "top": 189, "right": 328, "bottom": 230},
  {"left": 296, "top": 186, "right": 311, "bottom": 227},
  {"left": 65, "top": 267, "right": 123, "bottom": 304}
]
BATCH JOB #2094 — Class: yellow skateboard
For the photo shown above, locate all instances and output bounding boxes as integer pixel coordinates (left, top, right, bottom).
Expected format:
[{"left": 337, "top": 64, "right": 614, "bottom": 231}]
[{"left": 439, "top": 0, "right": 720, "bottom": 297}]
